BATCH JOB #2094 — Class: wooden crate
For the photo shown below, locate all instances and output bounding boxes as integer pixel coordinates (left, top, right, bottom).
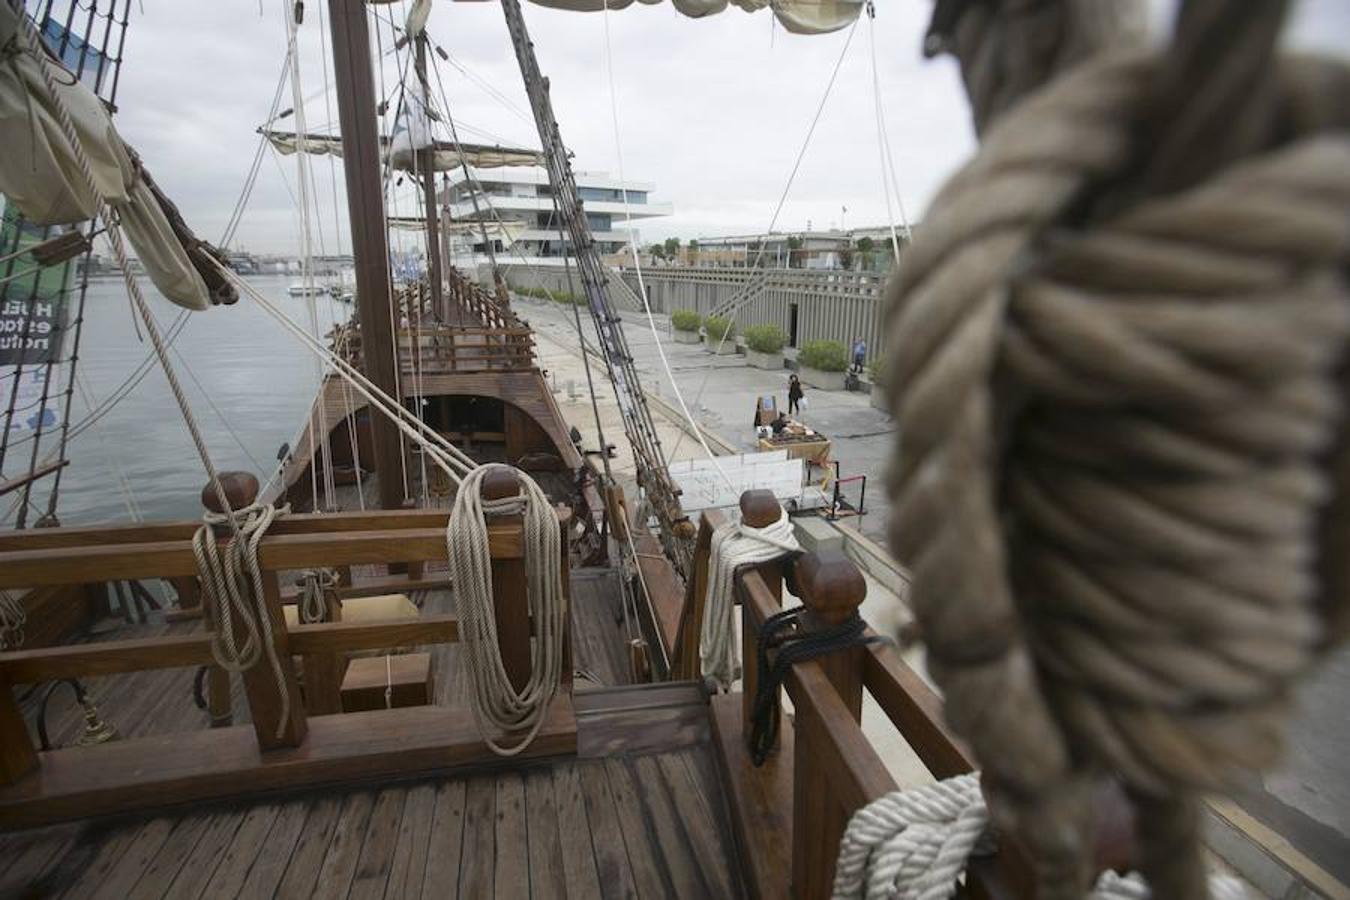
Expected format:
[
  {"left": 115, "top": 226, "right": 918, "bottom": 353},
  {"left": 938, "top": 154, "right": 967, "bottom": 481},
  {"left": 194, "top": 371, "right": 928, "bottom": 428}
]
[{"left": 340, "top": 652, "right": 433, "bottom": 713}]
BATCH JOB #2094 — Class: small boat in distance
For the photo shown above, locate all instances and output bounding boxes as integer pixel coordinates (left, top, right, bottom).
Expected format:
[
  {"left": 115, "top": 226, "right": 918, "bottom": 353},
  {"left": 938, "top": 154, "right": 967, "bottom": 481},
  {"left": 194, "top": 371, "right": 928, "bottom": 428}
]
[{"left": 286, "top": 281, "right": 328, "bottom": 297}]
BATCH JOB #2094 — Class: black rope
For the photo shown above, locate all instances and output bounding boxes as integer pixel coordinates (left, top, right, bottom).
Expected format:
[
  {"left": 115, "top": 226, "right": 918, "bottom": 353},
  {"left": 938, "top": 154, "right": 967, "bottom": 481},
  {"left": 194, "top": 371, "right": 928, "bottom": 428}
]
[{"left": 749, "top": 605, "right": 884, "bottom": 766}]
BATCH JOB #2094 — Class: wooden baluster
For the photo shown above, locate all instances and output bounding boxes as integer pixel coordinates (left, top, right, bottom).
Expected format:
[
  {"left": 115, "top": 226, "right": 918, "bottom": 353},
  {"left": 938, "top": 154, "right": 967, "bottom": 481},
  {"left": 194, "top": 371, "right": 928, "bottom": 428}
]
[
  {"left": 202, "top": 474, "right": 308, "bottom": 750},
  {"left": 738, "top": 490, "right": 785, "bottom": 735},
  {"left": 791, "top": 550, "right": 867, "bottom": 900},
  {"left": 0, "top": 670, "right": 38, "bottom": 785},
  {"left": 483, "top": 469, "right": 532, "bottom": 692}
]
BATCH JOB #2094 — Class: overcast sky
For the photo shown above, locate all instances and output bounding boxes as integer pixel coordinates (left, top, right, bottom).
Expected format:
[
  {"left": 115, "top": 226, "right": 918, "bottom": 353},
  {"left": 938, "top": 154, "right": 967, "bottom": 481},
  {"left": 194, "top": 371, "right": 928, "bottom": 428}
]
[{"left": 107, "top": 0, "right": 1349, "bottom": 256}]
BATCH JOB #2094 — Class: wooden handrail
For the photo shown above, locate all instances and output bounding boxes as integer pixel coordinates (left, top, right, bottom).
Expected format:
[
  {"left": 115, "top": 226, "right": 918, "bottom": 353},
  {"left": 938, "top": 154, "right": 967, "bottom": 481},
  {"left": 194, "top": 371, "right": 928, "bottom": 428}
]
[{"left": 704, "top": 486, "right": 1017, "bottom": 899}]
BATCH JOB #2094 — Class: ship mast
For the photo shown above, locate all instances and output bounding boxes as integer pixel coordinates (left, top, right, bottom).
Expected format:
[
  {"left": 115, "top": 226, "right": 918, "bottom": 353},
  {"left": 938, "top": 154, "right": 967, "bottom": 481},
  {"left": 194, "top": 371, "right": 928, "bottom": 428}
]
[
  {"left": 413, "top": 33, "right": 445, "bottom": 319},
  {"left": 327, "top": 0, "right": 404, "bottom": 510}
]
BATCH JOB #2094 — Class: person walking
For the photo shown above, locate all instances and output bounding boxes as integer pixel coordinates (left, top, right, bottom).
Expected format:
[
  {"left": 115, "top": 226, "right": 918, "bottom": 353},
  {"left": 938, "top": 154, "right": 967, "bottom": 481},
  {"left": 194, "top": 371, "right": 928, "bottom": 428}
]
[
  {"left": 788, "top": 374, "right": 804, "bottom": 416},
  {"left": 851, "top": 337, "right": 867, "bottom": 374}
]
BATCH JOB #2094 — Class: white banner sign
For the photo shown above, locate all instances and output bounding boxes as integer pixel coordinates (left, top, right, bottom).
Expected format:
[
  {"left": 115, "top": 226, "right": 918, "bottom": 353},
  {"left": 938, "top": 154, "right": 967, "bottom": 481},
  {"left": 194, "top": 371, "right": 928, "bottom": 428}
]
[{"left": 669, "top": 450, "right": 804, "bottom": 512}]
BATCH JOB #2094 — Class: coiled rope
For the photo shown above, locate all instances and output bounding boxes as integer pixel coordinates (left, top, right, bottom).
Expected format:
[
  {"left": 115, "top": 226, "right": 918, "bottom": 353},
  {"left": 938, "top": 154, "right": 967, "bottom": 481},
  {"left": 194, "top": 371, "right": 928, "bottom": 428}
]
[
  {"left": 700, "top": 508, "right": 801, "bottom": 690},
  {"left": 298, "top": 567, "right": 339, "bottom": 624},
  {"left": 831, "top": 773, "right": 1249, "bottom": 900},
  {"left": 192, "top": 503, "right": 293, "bottom": 739},
  {"left": 885, "top": 1, "right": 1350, "bottom": 895},
  {"left": 750, "top": 605, "right": 883, "bottom": 765},
  {"left": 447, "top": 465, "right": 565, "bottom": 756}
]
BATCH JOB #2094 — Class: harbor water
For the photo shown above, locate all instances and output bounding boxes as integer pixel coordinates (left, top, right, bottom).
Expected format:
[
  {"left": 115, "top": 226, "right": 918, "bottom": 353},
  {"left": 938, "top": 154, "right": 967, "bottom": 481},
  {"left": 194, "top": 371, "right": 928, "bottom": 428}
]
[{"left": 2, "top": 275, "right": 349, "bottom": 527}]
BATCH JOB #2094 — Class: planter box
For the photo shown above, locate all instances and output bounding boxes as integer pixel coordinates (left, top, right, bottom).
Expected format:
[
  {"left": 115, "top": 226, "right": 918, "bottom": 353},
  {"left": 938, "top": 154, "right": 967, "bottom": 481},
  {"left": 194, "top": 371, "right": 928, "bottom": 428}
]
[
  {"left": 870, "top": 386, "right": 889, "bottom": 412},
  {"left": 799, "top": 365, "right": 846, "bottom": 391},
  {"left": 705, "top": 336, "right": 738, "bottom": 355},
  {"left": 672, "top": 329, "right": 701, "bottom": 344},
  {"left": 745, "top": 350, "right": 783, "bottom": 370}
]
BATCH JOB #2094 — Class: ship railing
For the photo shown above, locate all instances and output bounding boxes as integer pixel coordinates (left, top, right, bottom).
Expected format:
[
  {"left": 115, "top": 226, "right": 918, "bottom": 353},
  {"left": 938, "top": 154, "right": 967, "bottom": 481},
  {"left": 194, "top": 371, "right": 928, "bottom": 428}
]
[
  {"left": 672, "top": 491, "right": 1052, "bottom": 899},
  {"left": 338, "top": 324, "right": 537, "bottom": 374},
  {"left": 0, "top": 471, "right": 574, "bottom": 830}
]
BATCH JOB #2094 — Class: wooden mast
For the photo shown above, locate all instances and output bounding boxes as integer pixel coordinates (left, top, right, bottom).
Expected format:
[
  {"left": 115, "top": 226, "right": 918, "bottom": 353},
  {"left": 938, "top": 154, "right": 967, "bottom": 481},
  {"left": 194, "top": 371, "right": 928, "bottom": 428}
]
[
  {"left": 414, "top": 34, "right": 445, "bottom": 319},
  {"left": 328, "top": 0, "right": 404, "bottom": 510}
]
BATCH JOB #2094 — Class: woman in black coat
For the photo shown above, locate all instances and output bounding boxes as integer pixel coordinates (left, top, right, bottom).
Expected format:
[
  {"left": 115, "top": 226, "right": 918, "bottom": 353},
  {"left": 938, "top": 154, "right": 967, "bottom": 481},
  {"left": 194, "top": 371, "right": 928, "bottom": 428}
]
[{"left": 787, "top": 374, "right": 804, "bottom": 416}]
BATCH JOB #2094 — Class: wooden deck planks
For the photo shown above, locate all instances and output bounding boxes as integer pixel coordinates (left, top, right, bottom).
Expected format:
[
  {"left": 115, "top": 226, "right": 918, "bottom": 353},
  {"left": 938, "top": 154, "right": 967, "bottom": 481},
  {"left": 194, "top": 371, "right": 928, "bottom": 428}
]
[
  {"left": 234, "top": 798, "right": 312, "bottom": 899},
  {"left": 125, "top": 813, "right": 218, "bottom": 900},
  {"left": 550, "top": 763, "right": 606, "bottom": 900},
  {"left": 347, "top": 787, "right": 407, "bottom": 900},
  {"left": 578, "top": 761, "right": 642, "bottom": 900},
  {"left": 523, "top": 768, "right": 567, "bottom": 900},
  {"left": 383, "top": 782, "right": 436, "bottom": 900},
  {"left": 273, "top": 795, "right": 344, "bottom": 899},
  {"left": 419, "top": 780, "right": 467, "bottom": 900},
  {"left": 308, "top": 790, "right": 376, "bottom": 899},
  {"left": 83, "top": 817, "right": 175, "bottom": 900},
  {"left": 458, "top": 776, "right": 495, "bottom": 898},
  {"left": 493, "top": 773, "right": 530, "bottom": 899}
]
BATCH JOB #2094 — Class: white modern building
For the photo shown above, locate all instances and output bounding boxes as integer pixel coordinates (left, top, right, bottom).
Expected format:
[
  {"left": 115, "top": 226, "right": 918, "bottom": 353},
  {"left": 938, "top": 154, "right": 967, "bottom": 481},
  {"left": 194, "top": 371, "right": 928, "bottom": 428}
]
[{"left": 441, "top": 167, "right": 672, "bottom": 267}]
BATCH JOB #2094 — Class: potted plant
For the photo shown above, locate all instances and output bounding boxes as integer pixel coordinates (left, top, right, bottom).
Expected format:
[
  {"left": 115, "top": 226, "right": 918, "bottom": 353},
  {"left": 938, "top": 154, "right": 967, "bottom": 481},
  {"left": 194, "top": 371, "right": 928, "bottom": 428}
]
[
  {"left": 670, "top": 309, "right": 701, "bottom": 344},
  {"left": 797, "top": 340, "right": 849, "bottom": 390},
  {"left": 702, "top": 315, "right": 737, "bottom": 355},
  {"left": 867, "top": 355, "right": 889, "bottom": 411},
  {"left": 743, "top": 324, "right": 786, "bottom": 370}
]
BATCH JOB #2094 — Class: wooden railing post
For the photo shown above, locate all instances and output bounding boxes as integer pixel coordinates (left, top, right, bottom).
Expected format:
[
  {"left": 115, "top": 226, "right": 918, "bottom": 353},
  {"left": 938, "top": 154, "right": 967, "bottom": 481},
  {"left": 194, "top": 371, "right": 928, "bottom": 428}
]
[
  {"left": 791, "top": 550, "right": 866, "bottom": 899},
  {"left": 202, "top": 473, "right": 307, "bottom": 750},
  {"left": 0, "top": 670, "right": 38, "bottom": 785},
  {"left": 737, "top": 491, "right": 785, "bottom": 735},
  {"left": 483, "top": 469, "right": 532, "bottom": 692}
]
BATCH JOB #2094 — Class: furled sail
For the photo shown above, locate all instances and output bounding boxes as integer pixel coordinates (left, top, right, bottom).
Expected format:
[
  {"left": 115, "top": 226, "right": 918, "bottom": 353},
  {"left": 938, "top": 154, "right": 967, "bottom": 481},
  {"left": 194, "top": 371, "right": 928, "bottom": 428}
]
[
  {"left": 0, "top": 5, "right": 217, "bottom": 310},
  {"left": 454, "top": 0, "right": 863, "bottom": 35},
  {"left": 262, "top": 129, "right": 543, "bottom": 172}
]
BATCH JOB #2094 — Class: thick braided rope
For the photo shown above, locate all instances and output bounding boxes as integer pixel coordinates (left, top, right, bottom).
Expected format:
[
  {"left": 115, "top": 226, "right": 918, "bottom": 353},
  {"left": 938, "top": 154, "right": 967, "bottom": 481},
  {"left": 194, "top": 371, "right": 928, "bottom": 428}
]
[
  {"left": 191, "top": 502, "right": 293, "bottom": 739},
  {"left": 700, "top": 508, "right": 800, "bottom": 689},
  {"left": 831, "top": 774, "right": 1250, "bottom": 900},
  {"left": 447, "top": 465, "right": 566, "bottom": 756},
  {"left": 882, "top": 49, "right": 1350, "bottom": 898}
]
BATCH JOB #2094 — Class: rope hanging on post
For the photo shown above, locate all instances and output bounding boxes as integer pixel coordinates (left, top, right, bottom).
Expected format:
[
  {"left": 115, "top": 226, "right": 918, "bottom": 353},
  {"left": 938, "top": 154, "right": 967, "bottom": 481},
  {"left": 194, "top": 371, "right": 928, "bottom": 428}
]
[
  {"left": 884, "top": 2, "right": 1350, "bottom": 895},
  {"left": 192, "top": 502, "right": 292, "bottom": 739},
  {"left": 297, "top": 567, "right": 338, "bottom": 624},
  {"left": 447, "top": 464, "right": 566, "bottom": 756},
  {"left": 700, "top": 508, "right": 800, "bottom": 690},
  {"left": 830, "top": 773, "right": 1250, "bottom": 900}
]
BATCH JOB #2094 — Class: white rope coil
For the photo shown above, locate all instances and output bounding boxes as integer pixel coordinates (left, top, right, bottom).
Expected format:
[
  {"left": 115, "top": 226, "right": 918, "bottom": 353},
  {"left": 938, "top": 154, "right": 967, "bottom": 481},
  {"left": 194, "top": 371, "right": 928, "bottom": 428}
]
[
  {"left": 447, "top": 465, "right": 566, "bottom": 756},
  {"left": 832, "top": 773, "right": 1251, "bottom": 900},
  {"left": 700, "top": 508, "right": 800, "bottom": 690},
  {"left": 192, "top": 502, "right": 292, "bottom": 739}
]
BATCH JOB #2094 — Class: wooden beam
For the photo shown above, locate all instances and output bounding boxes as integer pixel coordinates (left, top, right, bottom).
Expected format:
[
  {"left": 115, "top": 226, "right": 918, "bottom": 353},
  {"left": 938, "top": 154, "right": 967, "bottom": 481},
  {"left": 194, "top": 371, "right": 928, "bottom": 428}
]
[
  {"left": 0, "top": 459, "right": 68, "bottom": 497},
  {"left": 0, "top": 508, "right": 455, "bottom": 552},
  {"left": 0, "top": 526, "right": 520, "bottom": 588},
  {"left": 862, "top": 643, "right": 975, "bottom": 780},
  {"left": 0, "top": 633, "right": 215, "bottom": 684},
  {"left": 0, "top": 697, "right": 578, "bottom": 830},
  {"left": 287, "top": 614, "right": 459, "bottom": 655}
]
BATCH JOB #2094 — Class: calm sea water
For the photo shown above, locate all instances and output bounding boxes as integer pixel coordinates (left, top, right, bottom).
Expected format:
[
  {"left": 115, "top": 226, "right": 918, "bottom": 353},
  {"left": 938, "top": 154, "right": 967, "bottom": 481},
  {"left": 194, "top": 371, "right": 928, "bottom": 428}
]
[{"left": 3, "top": 275, "right": 349, "bottom": 526}]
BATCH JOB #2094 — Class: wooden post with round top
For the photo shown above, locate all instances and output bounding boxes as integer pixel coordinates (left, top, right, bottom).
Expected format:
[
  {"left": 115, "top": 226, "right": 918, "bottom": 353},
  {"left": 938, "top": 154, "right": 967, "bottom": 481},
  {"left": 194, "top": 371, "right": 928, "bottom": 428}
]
[
  {"left": 483, "top": 468, "right": 532, "bottom": 693},
  {"left": 791, "top": 548, "right": 867, "bottom": 900},
  {"left": 197, "top": 472, "right": 261, "bottom": 728},
  {"left": 199, "top": 474, "right": 308, "bottom": 750},
  {"left": 737, "top": 490, "right": 788, "bottom": 732}
]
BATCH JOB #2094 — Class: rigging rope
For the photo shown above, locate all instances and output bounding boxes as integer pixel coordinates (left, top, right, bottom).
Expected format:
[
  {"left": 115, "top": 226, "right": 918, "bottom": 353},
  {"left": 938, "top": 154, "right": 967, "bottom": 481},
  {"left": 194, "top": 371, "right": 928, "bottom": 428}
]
[
  {"left": 831, "top": 773, "right": 1250, "bottom": 900},
  {"left": 700, "top": 508, "right": 799, "bottom": 690},
  {"left": 298, "top": 567, "right": 338, "bottom": 624},
  {"left": 447, "top": 464, "right": 565, "bottom": 756}
]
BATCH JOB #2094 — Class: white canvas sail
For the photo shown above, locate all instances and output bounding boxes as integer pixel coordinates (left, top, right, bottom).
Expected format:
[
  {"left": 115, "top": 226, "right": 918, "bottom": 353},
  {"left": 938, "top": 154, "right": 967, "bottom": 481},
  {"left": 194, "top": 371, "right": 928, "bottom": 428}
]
[{"left": 453, "top": 0, "right": 864, "bottom": 35}]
